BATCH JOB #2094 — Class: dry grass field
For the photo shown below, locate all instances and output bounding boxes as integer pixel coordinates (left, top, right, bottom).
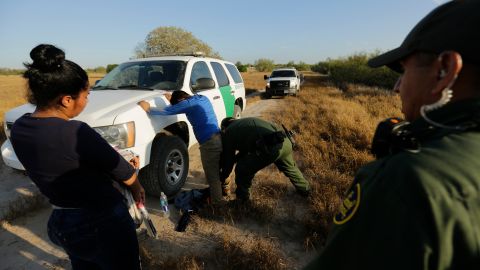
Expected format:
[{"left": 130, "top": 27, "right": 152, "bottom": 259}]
[{"left": 241, "top": 71, "right": 269, "bottom": 94}]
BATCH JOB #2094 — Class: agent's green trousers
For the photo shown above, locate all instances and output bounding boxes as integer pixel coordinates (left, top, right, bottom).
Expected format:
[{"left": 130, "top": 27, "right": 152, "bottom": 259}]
[{"left": 234, "top": 138, "right": 310, "bottom": 200}]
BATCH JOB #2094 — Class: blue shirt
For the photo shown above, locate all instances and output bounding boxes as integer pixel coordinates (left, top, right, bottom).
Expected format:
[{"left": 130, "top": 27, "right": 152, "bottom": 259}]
[{"left": 150, "top": 95, "right": 220, "bottom": 144}]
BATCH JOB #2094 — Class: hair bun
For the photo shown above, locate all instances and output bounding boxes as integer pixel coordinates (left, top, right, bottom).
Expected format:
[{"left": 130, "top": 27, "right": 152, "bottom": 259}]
[{"left": 30, "top": 44, "right": 65, "bottom": 72}]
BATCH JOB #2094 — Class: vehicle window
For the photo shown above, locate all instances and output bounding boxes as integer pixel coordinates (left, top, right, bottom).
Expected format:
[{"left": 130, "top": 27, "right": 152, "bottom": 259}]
[
  {"left": 211, "top": 62, "right": 230, "bottom": 87},
  {"left": 271, "top": 70, "right": 296, "bottom": 78},
  {"left": 225, "top": 64, "right": 243, "bottom": 84},
  {"left": 92, "top": 60, "right": 186, "bottom": 90},
  {"left": 190, "top": 61, "right": 213, "bottom": 89}
]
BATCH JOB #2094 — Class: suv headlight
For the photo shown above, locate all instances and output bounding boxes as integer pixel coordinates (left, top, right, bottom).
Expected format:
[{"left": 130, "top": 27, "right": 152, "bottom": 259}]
[
  {"left": 4, "top": 121, "right": 12, "bottom": 139},
  {"left": 93, "top": 121, "right": 135, "bottom": 149}
]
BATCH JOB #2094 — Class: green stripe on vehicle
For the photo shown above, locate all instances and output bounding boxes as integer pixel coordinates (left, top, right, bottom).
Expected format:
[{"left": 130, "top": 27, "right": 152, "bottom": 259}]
[{"left": 219, "top": 85, "right": 235, "bottom": 117}]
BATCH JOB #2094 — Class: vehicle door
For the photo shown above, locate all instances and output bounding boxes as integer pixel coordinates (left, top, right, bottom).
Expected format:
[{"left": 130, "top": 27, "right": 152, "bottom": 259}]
[
  {"left": 189, "top": 60, "right": 226, "bottom": 123},
  {"left": 210, "top": 61, "right": 235, "bottom": 117}
]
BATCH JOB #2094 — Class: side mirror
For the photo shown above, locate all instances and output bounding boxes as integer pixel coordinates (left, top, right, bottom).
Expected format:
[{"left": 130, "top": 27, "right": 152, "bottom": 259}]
[
  {"left": 192, "top": 78, "right": 215, "bottom": 91},
  {"left": 264, "top": 75, "right": 269, "bottom": 80}
]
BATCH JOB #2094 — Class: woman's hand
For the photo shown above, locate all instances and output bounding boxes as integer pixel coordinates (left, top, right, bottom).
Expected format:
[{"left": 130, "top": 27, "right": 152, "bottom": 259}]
[
  {"left": 129, "top": 155, "right": 140, "bottom": 169},
  {"left": 137, "top": 100, "right": 150, "bottom": 112},
  {"left": 129, "top": 179, "right": 145, "bottom": 204},
  {"left": 164, "top": 93, "right": 172, "bottom": 102}
]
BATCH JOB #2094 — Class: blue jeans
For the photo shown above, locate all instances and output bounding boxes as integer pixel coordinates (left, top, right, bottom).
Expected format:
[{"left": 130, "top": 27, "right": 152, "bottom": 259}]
[{"left": 47, "top": 202, "right": 141, "bottom": 270}]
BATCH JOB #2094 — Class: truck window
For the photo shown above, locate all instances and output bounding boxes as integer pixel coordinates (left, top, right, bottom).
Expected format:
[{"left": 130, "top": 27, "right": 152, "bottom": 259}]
[
  {"left": 190, "top": 61, "right": 213, "bottom": 89},
  {"left": 225, "top": 64, "right": 243, "bottom": 84},
  {"left": 271, "top": 70, "right": 296, "bottom": 78},
  {"left": 211, "top": 62, "right": 230, "bottom": 87}
]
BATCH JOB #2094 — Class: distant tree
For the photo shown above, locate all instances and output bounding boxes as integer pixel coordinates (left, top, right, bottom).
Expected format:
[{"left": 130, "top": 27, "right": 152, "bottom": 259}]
[
  {"left": 235, "top": 61, "right": 248, "bottom": 72},
  {"left": 286, "top": 61, "right": 295, "bottom": 68},
  {"left": 254, "top": 58, "right": 275, "bottom": 72},
  {"left": 295, "top": 61, "right": 311, "bottom": 71},
  {"left": 86, "top": 66, "right": 106, "bottom": 73},
  {"left": 0, "top": 68, "right": 24, "bottom": 75},
  {"left": 311, "top": 61, "right": 330, "bottom": 74},
  {"left": 134, "top": 26, "right": 221, "bottom": 58},
  {"left": 106, "top": 64, "right": 119, "bottom": 73},
  {"left": 134, "top": 42, "right": 147, "bottom": 58}
]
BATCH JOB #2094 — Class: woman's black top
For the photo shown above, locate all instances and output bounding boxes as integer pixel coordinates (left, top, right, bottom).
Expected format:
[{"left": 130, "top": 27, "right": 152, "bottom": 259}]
[{"left": 11, "top": 114, "right": 135, "bottom": 209}]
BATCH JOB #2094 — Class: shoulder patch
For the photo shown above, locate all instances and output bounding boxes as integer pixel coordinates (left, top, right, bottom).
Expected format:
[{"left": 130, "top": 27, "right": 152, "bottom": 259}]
[{"left": 333, "top": 183, "right": 361, "bottom": 225}]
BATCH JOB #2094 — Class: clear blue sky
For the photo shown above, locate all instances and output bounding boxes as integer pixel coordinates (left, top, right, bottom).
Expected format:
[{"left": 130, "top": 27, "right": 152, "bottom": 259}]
[{"left": 0, "top": 0, "right": 448, "bottom": 69}]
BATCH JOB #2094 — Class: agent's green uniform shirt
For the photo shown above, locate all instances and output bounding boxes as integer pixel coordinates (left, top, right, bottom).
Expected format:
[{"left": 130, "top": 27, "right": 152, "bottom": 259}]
[{"left": 305, "top": 99, "right": 480, "bottom": 270}]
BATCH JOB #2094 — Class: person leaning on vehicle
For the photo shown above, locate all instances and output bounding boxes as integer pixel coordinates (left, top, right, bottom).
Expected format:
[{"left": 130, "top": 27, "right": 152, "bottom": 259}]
[
  {"left": 138, "top": 91, "right": 225, "bottom": 204},
  {"left": 305, "top": 1, "right": 480, "bottom": 269},
  {"left": 10, "top": 44, "right": 144, "bottom": 270},
  {"left": 220, "top": 117, "right": 310, "bottom": 201}
]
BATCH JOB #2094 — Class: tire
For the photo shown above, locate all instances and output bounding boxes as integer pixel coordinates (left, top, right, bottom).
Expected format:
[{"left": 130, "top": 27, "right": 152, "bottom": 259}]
[
  {"left": 233, "top": 104, "right": 242, "bottom": 119},
  {"left": 294, "top": 85, "right": 300, "bottom": 97},
  {"left": 141, "top": 135, "right": 189, "bottom": 197}
]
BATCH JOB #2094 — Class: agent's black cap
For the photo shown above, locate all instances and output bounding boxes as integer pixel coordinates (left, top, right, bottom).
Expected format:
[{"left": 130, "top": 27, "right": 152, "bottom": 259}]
[{"left": 368, "top": 0, "right": 480, "bottom": 72}]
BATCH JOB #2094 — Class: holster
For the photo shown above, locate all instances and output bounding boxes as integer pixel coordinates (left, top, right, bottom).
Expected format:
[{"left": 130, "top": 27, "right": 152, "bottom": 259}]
[{"left": 255, "top": 131, "right": 285, "bottom": 155}]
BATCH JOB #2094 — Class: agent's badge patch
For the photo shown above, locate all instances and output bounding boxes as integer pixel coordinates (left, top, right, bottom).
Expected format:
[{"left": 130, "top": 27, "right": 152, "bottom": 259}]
[{"left": 333, "top": 183, "right": 361, "bottom": 225}]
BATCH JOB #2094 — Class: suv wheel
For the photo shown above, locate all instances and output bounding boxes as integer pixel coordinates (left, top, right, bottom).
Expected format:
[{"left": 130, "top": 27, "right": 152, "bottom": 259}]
[{"left": 141, "top": 135, "right": 189, "bottom": 196}]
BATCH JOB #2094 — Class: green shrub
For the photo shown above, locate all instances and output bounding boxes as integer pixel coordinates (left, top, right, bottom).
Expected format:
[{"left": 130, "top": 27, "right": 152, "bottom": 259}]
[
  {"left": 314, "top": 53, "right": 399, "bottom": 90},
  {"left": 254, "top": 58, "right": 275, "bottom": 72},
  {"left": 294, "top": 61, "right": 311, "bottom": 71},
  {"left": 311, "top": 62, "right": 330, "bottom": 74},
  {"left": 0, "top": 68, "right": 24, "bottom": 75},
  {"left": 235, "top": 61, "right": 248, "bottom": 72}
]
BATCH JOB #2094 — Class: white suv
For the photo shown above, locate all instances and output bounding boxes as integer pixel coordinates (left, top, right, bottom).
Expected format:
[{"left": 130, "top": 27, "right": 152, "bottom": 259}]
[{"left": 1, "top": 54, "right": 246, "bottom": 196}]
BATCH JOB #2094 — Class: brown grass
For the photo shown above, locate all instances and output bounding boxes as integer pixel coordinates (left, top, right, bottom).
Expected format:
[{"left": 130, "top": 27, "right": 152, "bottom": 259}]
[
  {"left": 0, "top": 73, "right": 104, "bottom": 143},
  {"left": 268, "top": 74, "right": 401, "bottom": 246},
  {"left": 0, "top": 76, "right": 28, "bottom": 142},
  {"left": 241, "top": 71, "right": 269, "bottom": 92}
]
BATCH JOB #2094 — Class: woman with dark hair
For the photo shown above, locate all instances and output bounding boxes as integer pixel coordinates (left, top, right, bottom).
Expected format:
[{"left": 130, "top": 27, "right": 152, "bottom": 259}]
[{"left": 10, "top": 44, "right": 144, "bottom": 270}]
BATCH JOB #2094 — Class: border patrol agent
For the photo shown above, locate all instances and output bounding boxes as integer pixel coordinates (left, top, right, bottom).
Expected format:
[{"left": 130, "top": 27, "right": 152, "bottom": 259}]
[
  {"left": 220, "top": 117, "right": 310, "bottom": 201},
  {"left": 305, "top": 1, "right": 480, "bottom": 269}
]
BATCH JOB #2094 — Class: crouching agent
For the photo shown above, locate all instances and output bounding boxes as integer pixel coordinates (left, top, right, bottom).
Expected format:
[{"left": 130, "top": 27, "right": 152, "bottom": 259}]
[{"left": 219, "top": 117, "right": 310, "bottom": 202}]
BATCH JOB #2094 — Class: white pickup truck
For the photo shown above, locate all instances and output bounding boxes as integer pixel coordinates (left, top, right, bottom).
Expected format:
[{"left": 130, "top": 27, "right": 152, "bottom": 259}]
[
  {"left": 1, "top": 54, "right": 246, "bottom": 196},
  {"left": 264, "top": 68, "right": 303, "bottom": 98}
]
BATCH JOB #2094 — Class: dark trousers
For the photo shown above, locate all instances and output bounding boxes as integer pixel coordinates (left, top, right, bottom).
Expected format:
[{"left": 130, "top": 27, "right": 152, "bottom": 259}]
[
  {"left": 47, "top": 202, "right": 141, "bottom": 270},
  {"left": 234, "top": 138, "right": 310, "bottom": 200}
]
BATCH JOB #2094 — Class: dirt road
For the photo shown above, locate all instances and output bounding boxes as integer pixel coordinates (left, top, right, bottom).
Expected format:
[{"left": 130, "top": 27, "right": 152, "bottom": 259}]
[{"left": 0, "top": 95, "right": 286, "bottom": 270}]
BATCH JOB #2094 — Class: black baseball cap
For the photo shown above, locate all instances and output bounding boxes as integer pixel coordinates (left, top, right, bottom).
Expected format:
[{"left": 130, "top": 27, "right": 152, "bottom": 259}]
[{"left": 368, "top": 0, "right": 480, "bottom": 72}]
